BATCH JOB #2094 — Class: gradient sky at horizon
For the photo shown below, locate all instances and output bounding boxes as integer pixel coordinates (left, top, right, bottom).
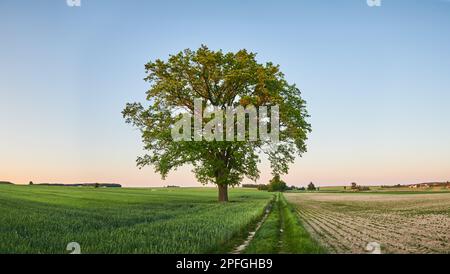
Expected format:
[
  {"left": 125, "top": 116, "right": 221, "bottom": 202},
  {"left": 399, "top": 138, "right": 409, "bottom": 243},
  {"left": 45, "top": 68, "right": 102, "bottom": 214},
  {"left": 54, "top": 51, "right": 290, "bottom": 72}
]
[{"left": 1, "top": 0, "right": 449, "bottom": 187}]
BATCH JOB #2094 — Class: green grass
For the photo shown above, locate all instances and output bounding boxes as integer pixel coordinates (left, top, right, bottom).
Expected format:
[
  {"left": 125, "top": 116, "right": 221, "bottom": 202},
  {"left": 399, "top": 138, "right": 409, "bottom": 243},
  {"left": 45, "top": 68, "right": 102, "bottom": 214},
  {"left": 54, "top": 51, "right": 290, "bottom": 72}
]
[
  {"left": 243, "top": 197, "right": 280, "bottom": 254},
  {"left": 0, "top": 185, "right": 272, "bottom": 254},
  {"left": 244, "top": 193, "right": 326, "bottom": 254}
]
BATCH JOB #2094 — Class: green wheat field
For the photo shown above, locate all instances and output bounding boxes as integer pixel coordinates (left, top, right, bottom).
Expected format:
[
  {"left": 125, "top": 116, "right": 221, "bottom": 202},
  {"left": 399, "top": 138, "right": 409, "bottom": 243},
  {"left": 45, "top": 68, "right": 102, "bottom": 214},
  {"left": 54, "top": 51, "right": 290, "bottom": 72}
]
[{"left": 1, "top": 185, "right": 309, "bottom": 254}]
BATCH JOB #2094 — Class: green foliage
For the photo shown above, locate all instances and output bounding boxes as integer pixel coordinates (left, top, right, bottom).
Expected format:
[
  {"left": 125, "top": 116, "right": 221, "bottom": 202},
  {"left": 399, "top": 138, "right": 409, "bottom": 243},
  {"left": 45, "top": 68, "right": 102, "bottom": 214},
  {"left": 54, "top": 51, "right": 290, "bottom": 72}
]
[
  {"left": 268, "top": 174, "right": 287, "bottom": 192},
  {"left": 307, "top": 182, "right": 316, "bottom": 191},
  {"left": 122, "top": 46, "right": 311, "bottom": 195},
  {"left": 257, "top": 184, "right": 269, "bottom": 191},
  {"left": 0, "top": 185, "right": 272, "bottom": 254}
]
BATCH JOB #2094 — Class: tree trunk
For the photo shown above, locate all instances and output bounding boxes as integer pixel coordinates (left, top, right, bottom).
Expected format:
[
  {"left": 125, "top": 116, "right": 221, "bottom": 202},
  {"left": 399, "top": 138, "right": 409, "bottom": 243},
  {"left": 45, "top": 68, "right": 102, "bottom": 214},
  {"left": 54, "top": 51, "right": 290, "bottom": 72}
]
[{"left": 218, "top": 184, "right": 229, "bottom": 202}]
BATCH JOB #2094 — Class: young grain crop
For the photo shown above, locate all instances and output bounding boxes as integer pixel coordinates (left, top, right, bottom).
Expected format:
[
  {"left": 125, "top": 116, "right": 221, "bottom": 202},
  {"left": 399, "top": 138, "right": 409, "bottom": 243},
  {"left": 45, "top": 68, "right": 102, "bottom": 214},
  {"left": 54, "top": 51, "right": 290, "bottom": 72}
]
[{"left": 0, "top": 185, "right": 272, "bottom": 254}]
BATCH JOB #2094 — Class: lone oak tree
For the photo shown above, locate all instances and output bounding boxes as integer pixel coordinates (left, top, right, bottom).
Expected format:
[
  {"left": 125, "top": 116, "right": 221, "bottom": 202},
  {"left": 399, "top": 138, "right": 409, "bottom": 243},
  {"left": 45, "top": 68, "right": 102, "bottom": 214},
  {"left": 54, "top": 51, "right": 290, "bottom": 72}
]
[{"left": 123, "top": 46, "right": 311, "bottom": 202}]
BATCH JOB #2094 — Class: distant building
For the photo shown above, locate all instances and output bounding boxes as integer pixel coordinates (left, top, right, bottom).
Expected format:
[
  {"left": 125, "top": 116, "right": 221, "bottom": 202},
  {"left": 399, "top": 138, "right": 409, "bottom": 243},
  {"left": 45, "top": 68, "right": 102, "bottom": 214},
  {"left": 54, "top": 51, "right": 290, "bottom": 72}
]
[{"left": 349, "top": 182, "right": 370, "bottom": 191}]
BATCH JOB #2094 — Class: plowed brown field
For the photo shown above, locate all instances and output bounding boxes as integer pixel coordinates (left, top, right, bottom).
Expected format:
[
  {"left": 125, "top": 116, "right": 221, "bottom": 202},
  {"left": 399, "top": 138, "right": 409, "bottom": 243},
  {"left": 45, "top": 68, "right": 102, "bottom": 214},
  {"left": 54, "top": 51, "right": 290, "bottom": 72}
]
[{"left": 285, "top": 193, "right": 450, "bottom": 254}]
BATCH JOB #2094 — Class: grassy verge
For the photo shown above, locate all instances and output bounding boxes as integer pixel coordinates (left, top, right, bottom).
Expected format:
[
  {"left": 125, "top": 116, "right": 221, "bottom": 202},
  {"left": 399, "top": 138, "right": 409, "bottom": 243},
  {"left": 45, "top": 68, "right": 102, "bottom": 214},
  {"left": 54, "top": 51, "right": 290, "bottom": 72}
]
[
  {"left": 244, "top": 193, "right": 326, "bottom": 254},
  {"left": 243, "top": 195, "right": 280, "bottom": 254}
]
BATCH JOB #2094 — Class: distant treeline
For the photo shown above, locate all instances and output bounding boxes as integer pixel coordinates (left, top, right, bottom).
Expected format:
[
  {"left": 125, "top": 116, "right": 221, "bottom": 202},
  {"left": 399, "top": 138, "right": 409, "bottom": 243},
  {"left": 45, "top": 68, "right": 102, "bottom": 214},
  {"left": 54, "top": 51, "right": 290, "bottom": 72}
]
[
  {"left": 33, "top": 183, "right": 122, "bottom": 188},
  {"left": 0, "top": 181, "right": 14, "bottom": 185},
  {"left": 241, "top": 184, "right": 265, "bottom": 189},
  {"left": 382, "top": 182, "right": 450, "bottom": 188},
  {"left": 381, "top": 184, "right": 405, "bottom": 188},
  {"left": 242, "top": 179, "right": 311, "bottom": 192},
  {"left": 242, "top": 184, "right": 272, "bottom": 190}
]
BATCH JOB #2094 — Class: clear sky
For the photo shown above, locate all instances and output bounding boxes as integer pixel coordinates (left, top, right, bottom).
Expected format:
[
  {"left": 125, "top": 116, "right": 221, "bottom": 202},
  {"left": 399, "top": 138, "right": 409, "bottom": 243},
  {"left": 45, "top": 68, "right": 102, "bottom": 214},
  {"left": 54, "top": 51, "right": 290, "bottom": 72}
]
[{"left": 1, "top": 0, "right": 449, "bottom": 187}]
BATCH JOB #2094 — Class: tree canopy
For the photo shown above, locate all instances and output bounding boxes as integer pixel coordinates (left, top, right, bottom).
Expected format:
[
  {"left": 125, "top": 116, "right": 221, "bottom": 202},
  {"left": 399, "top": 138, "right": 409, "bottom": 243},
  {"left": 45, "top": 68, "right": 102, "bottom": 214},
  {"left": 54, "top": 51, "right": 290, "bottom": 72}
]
[
  {"left": 123, "top": 45, "right": 311, "bottom": 201},
  {"left": 268, "top": 175, "right": 288, "bottom": 192}
]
